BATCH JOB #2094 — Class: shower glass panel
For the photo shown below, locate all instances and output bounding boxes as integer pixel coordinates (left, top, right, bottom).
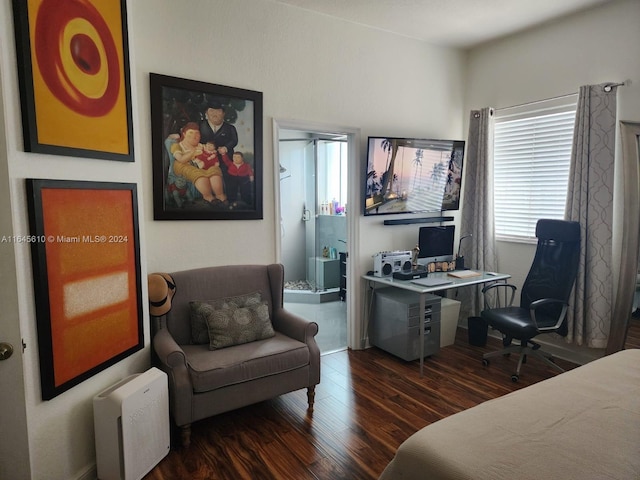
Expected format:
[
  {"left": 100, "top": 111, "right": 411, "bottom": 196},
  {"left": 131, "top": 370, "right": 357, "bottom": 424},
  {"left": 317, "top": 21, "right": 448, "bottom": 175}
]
[
  {"left": 304, "top": 140, "right": 317, "bottom": 292},
  {"left": 280, "top": 132, "right": 347, "bottom": 296}
]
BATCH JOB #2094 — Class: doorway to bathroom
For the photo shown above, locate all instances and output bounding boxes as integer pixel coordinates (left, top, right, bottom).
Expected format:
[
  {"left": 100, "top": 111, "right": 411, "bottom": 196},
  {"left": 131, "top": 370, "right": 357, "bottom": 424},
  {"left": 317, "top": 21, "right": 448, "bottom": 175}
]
[{"left": 277, "top": 127, "right": 349, "bottom": 354}]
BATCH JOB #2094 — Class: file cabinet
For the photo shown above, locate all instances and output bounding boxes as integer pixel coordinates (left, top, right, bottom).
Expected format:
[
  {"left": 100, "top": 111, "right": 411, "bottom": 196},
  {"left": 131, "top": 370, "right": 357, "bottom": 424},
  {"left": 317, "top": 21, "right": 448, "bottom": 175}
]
[{"left": 369, "top": 288, "right": 441, "bottom": 361}]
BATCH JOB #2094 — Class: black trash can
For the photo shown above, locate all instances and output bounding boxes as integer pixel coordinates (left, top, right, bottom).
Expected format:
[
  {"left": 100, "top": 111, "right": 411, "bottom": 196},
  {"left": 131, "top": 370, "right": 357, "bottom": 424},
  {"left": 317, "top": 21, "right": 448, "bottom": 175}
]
[{"left": 468, "top": 316, "right": 488, "bottom": 346}]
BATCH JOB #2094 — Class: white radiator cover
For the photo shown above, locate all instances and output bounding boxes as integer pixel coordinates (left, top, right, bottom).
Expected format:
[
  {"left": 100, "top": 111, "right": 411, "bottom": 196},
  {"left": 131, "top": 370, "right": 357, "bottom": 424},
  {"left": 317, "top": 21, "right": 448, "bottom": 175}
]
[{"left": 93, "top": 367, "right": 170, "bottom": 480}]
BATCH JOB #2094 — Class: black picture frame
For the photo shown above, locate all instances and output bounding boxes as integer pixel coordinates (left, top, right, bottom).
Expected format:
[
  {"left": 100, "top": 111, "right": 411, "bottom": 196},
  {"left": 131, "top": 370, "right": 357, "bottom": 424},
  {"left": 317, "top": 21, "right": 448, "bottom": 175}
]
[
  {"left": 150, "top": 73, "right": 263, "bottom": 220},
  {"left": 12, "top": 0, "right": 134, "bottom": 162},
  {"left": 26, "top": 179, "right": 143, "bottom": 400}
]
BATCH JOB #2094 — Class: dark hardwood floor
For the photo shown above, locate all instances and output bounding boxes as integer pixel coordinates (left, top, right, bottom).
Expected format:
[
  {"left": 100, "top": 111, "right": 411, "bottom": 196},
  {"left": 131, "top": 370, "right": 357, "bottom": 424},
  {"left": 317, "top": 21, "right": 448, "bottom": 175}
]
[
  {"left": 145, "top": 320, "right": 640, "bottom": 480},
  {"left": 626, "top": 313, "right": 640, "bottom": 348}
]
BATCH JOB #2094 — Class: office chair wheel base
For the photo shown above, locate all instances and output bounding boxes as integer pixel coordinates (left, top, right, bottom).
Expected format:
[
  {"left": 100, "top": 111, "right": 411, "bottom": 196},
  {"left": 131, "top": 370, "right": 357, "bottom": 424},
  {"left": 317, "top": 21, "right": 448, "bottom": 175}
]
[
  {"left": 511, "top": 374, "right": 519, "bottom": 382},
  {"left": 482, "top": 358, "right": 490, "bottom": 367}
]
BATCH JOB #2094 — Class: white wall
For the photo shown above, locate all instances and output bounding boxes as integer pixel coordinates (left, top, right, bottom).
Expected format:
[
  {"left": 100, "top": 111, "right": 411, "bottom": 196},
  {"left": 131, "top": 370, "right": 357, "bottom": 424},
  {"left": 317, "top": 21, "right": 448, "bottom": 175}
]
[
  {"left": 465, "top": 0, "right": 640, "bottom": 360},
  {"left": 0, "top": 0, "right": 466, "bottom": 478},
  {"left": 132, "top": 0, "right": 467, "bottom": 276}
]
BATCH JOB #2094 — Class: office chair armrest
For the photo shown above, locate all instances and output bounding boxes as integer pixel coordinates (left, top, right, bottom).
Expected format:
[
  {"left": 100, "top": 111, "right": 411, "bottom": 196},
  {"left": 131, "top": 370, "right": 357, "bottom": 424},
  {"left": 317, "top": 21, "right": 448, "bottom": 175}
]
[
  {"left": 529, "top": 298, "right": 569, "bottom": 332},
  {"left": 481, "top": 282, "right": 517, "bottom": 309}
]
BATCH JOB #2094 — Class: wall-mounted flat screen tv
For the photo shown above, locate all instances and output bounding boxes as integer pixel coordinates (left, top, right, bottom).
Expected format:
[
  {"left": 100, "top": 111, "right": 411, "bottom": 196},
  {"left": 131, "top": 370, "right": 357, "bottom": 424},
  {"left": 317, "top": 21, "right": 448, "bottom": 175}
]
[{"left": 364, "top": 137, "right": 465, "bottom": 216}]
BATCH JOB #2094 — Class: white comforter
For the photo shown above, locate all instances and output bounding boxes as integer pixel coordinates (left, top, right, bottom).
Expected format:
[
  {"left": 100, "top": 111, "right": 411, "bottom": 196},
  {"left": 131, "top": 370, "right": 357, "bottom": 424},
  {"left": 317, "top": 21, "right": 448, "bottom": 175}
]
[{"left": 380, "top": 349, "right": 640, "bottom": 480}]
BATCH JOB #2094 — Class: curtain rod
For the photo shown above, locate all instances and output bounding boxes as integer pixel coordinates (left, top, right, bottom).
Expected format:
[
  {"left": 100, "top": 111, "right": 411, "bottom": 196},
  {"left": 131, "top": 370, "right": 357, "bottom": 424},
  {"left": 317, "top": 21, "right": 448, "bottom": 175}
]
[
  {"left": 496, "top": 81, "right": 626, "bottom": 112},
  {"left": 496, "top": 92, "right": 577, "bottom": 112},
  {"left": 603, "top": 81, "right": 626, "bottom": 92}
]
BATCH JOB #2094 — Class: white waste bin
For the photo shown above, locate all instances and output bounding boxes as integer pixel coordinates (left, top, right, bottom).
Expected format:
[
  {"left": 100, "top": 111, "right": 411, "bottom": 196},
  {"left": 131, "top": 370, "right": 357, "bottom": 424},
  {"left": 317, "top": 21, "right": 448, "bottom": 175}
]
[{"left": 440, "top": 297, "right": 461, "bottom": 347}]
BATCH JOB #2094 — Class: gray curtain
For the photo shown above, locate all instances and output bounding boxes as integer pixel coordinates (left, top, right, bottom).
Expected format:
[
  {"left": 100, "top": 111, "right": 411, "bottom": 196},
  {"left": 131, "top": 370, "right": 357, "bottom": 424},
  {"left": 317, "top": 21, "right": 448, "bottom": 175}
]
[
  {"left": 459, "top": 108, "right": 497, "bottom": 319},
  {"left": 565, "top": 83, "right": 618, "bottom": 348}
]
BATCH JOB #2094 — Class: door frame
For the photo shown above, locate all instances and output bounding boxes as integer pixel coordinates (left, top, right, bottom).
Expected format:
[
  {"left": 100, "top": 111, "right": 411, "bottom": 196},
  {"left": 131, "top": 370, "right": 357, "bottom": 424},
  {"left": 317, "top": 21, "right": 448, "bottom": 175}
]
[
  {"left": 0, "top": 91, "right": 31, "bottom": 477},
  {"left": 272, "top": 118, "right": 361, "bottom": 350}
]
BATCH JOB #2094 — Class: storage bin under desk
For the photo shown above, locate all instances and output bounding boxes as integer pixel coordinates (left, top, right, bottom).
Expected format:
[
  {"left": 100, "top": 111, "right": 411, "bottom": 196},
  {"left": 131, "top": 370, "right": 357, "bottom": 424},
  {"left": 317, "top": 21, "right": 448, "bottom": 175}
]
[
  {"left": 440, "top": 297, "right": 461, "bottom": 347},
  {"left": 370, "top": 288, "right": 441, "bottom": 361}
]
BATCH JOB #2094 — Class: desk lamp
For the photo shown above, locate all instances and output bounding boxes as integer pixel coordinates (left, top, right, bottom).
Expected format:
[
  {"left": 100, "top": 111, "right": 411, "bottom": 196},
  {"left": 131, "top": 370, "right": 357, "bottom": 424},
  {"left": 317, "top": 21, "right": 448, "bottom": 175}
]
[{"left": 456, "top": 234, "right": 472, "bottom": 270}]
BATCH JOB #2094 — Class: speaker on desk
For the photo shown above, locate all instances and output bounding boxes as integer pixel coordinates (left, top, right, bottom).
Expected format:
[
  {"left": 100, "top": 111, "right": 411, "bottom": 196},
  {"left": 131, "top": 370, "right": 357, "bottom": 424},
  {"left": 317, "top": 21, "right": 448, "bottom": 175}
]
[{"left": 373, "top": 251, "right": 413, "bottom": 277}]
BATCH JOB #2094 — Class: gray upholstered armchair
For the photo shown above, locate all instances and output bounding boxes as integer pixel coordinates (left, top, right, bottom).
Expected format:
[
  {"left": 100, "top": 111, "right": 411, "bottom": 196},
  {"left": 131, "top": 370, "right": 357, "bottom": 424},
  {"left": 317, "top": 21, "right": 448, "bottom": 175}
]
[{"left": 152, "top": 264, "right": 320, "bottom": 447}]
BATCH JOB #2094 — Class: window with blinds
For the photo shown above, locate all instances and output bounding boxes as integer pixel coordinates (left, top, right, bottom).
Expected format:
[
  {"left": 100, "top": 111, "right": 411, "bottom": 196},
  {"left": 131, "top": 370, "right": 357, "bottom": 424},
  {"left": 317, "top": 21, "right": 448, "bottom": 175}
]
[{"left": 493, "top": 95, "right": 577, "bottom": 241}]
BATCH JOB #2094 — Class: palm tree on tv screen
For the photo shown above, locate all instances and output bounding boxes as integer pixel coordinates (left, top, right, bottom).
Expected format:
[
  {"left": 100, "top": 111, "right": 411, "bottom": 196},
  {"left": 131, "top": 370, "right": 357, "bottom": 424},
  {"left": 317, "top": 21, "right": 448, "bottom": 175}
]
[{"left": 381, "top": 138, "right": 400, "bottom": 199}]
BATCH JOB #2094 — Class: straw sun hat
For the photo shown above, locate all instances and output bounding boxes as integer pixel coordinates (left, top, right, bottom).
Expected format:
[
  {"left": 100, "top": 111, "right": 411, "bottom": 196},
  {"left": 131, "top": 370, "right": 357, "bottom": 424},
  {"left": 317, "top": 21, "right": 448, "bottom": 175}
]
[{"left": 147, "top": 272, "right": 176, "bottom": 317}]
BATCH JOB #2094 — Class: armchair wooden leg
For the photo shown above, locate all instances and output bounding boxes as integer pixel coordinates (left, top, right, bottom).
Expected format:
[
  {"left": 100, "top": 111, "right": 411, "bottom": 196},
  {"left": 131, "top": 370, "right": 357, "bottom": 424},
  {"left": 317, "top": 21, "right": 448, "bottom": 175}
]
[
  {"left": 180, "top": 424, "right": 192, "bottom": 448},
  {"left": 307, "top": 386, "right": 316, "bottom": 411}
]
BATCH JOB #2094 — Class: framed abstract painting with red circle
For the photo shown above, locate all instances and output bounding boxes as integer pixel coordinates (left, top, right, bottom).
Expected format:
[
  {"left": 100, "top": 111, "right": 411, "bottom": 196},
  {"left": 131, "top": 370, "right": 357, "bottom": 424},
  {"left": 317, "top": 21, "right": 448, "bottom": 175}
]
[{"left": 13, "top": 0, "right": 134, "bottom": 161}]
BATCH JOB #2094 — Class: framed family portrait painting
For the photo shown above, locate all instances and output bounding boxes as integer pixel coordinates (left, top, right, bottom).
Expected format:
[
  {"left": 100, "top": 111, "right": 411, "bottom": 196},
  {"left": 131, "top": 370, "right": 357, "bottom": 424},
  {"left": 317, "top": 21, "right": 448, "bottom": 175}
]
[
  {"left": 12, "top": 0, "right": 134, "bottom": 161},
  {"left": 26, "top": 179, "right": 143, "bottom": 400},
  {"left": 150, "top": 73, "right": 263, "bottom": 220}
]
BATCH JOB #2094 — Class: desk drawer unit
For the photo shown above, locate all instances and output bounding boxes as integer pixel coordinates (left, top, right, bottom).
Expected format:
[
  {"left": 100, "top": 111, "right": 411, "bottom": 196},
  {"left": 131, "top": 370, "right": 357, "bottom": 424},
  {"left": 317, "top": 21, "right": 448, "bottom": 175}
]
[{"left": 370, "top": 288, "right": 441, "bottom": 361}]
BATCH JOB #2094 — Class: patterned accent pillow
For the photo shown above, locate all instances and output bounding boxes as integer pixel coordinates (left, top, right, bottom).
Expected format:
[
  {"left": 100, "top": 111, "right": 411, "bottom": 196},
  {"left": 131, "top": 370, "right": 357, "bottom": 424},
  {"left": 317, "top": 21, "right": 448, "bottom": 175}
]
[
  {"left": 195, "top": 301, "right": 274, "bottom": 350},
  {"left": 189, "top": 292, "right": 264, "bottom": 345}
]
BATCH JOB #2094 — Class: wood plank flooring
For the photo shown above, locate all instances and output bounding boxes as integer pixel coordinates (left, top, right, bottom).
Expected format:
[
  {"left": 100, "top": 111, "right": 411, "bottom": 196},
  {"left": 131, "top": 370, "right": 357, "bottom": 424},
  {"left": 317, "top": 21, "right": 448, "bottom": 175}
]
[{"left": 145, "top": 321, "right": 639, "bottom": 480}]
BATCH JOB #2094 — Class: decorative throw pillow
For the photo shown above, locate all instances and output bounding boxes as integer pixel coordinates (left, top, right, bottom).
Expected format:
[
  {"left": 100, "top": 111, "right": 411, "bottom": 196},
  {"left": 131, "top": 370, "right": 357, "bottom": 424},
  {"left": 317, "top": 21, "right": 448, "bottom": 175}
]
[
  {"left": 190, "top": 302, "right": 213, "bottom": 345},
  {"left": 201, "top": 301, "right": 275, "bottom": 350},
  {"left": 189, "top": 292, "right": 265, "bottom": 345}
]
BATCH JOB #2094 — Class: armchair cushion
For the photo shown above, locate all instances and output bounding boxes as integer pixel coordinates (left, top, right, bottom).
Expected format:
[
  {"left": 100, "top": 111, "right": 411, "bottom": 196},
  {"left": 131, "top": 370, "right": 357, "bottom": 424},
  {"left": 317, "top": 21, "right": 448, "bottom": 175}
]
[
  {"left": 200, "top": 301, "right": 275, "bottom": 349},
  {"left": 183, "top": 332, "right": 309, "bottom": 393},
  {"left": 189, "top": 291, "right": 263, "bottom": 344},
  {"left": 190, "top": 305, "right": 211, "bottom": 345}
]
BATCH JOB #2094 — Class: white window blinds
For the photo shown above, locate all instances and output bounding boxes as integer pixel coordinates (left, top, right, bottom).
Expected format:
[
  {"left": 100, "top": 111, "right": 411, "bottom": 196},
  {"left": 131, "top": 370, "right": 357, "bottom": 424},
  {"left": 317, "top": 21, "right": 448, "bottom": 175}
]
[{"left": 493, "top": 96, "right": 577, "bottom": 241}]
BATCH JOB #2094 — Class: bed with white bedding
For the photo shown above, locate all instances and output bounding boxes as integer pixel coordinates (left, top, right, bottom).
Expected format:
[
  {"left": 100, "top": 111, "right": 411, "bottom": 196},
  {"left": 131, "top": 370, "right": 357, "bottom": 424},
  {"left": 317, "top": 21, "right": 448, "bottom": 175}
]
[{"left": 379, "top": 349, "right": 640, "bottom": 480}]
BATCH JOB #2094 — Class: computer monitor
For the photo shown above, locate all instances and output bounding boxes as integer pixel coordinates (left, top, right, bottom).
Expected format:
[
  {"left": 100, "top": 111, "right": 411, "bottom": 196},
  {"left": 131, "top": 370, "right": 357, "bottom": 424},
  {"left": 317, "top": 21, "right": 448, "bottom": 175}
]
[{"left": 417, "top": 225, "right": 455, "bottom": 265}]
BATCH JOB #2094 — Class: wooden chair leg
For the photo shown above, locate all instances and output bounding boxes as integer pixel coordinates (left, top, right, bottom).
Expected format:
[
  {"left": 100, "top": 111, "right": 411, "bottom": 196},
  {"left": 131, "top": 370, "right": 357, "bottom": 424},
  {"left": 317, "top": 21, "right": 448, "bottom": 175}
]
[
  {"left": 180, "top": 424, "right": 192, "bottom": 448},
  {"left": 307, "top": 386, "right": 316, "bottom": 411}
]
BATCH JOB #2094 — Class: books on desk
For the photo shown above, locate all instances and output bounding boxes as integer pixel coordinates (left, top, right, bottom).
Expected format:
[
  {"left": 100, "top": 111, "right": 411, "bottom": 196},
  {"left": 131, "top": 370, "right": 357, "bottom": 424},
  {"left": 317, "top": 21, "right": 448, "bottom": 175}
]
[{"left": 448, "top": 270, "right": 482, "bottom": 278}]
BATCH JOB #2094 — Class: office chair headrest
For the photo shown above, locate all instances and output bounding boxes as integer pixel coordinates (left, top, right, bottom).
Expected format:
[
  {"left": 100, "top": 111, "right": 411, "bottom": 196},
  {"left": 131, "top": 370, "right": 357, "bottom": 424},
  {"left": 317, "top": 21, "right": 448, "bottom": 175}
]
[{"left": 536, "top": 219, "right": 580, "bottom": 242}]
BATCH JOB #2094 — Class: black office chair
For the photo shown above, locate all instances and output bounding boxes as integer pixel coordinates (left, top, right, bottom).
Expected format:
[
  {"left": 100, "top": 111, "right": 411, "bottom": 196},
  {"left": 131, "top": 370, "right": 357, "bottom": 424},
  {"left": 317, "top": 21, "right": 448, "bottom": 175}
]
[{"left": 481, "top": 219, "right": 580, "bottom": 382}]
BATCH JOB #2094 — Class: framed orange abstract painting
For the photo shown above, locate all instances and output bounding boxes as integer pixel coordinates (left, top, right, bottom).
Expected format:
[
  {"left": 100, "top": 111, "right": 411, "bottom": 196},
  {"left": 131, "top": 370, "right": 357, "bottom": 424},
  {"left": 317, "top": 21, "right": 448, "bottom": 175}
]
[
  {"left": 13, "top": 0, "right": 134, "bottom": 161},
  {"left": 26, "top": 179, "right": 142, "bottom": 400}
]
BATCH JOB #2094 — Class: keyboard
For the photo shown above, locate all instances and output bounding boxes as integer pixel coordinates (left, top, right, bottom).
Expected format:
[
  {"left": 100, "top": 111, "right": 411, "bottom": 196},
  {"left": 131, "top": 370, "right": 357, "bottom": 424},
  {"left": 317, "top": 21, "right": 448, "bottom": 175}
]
[{"left": 410, "top": 277, "right": 453, "bottom": 287}]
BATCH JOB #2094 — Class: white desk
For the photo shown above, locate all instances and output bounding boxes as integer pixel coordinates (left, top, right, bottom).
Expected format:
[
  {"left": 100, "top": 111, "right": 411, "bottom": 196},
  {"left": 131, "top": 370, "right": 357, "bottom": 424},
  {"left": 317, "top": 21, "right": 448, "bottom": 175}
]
[{"left": 362, "top": 271, "right": 511, "bottom": 376}]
